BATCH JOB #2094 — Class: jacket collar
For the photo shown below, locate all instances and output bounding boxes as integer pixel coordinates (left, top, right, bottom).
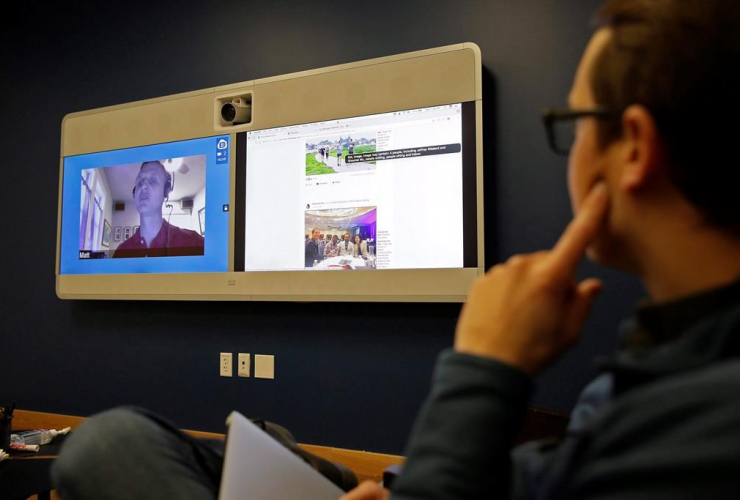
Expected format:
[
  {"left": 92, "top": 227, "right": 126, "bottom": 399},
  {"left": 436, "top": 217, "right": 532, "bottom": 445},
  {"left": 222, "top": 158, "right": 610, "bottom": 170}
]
[{"left": 606, "top": 278, "right": 740, "bottom": 393}]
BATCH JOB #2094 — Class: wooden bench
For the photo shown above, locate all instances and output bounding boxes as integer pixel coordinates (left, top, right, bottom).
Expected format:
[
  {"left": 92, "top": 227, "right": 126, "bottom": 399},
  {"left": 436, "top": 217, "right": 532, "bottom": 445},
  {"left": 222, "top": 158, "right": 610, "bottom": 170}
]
[
  {"left": 13, "top": 409, "right": 404, "bottom": 484},
  {"left": 13, "top": 406, "right": 567, "bottom": 499}
]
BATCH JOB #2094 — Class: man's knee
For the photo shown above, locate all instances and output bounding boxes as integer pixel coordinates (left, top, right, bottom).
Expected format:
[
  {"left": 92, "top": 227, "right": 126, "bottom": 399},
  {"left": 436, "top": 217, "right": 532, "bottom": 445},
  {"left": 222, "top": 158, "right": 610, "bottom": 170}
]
[{"left": 52, "top": 407, "right": 160, "bottom": 492}]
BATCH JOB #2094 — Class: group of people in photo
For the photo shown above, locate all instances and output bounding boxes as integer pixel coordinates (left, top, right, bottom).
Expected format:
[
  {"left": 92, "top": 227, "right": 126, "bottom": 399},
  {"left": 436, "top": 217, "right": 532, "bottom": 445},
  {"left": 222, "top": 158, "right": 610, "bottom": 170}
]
[
  {"left": 304, "top": 228, "right": 373, "bottom": 267},
  {"left": 317, "top": 139, "right": 354, "bottom": 166}
]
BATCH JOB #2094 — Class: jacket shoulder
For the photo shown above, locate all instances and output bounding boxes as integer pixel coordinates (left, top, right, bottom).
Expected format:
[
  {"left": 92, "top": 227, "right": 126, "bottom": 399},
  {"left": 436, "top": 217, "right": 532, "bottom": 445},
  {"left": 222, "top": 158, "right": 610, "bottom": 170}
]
[{"left": 570, "top": 359, "right": 740, "bottom": 497}]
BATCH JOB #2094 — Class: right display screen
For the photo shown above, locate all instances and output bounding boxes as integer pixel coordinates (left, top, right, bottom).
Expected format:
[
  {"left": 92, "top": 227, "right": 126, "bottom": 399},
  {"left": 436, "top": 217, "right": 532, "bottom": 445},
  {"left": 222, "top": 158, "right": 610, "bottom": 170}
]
[{"left": 237, "top": 102, "right": 477, "bottom": 272}]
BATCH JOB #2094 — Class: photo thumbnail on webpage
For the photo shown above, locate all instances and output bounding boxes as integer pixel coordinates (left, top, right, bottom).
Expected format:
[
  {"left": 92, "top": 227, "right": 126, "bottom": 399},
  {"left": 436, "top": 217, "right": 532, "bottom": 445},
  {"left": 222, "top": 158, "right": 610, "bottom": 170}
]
[{"left": 304, "top": 206, "right": 377, "bottom": 270}]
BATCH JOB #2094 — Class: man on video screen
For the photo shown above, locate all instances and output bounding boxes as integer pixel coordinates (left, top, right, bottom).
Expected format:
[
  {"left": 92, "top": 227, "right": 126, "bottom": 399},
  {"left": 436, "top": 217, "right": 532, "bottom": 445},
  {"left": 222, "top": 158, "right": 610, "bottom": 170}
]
[{"left": 113, "top": 161, "right": 204, "bottom": 258}]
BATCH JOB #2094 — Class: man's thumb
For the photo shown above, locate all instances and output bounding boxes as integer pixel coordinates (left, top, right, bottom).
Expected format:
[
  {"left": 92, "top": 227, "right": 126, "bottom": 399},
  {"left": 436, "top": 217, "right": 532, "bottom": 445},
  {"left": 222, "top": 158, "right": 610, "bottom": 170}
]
[{"left": 565, "top": 278, "right": 603, "bottom": 341}]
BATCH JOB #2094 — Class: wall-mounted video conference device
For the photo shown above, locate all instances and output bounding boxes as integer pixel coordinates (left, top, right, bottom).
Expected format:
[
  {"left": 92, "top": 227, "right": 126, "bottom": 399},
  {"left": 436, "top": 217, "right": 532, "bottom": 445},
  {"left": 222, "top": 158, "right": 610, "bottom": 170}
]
[{"left": 56, "top": 43, "right": 484, "bottom": 302}]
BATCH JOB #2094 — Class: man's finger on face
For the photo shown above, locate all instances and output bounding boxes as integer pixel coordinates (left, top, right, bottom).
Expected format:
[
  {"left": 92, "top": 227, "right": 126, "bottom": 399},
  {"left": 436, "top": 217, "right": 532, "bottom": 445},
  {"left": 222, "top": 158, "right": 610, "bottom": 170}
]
[{"left": 550, "top": 182, "right": 609, "bottom": 276}]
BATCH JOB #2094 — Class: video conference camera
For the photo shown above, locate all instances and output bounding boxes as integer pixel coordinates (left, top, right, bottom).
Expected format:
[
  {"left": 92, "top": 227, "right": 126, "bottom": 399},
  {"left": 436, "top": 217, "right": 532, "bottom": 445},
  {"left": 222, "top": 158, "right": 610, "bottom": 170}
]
[{"left": 221, "top": 97, "right": 251, "bottom": 124}]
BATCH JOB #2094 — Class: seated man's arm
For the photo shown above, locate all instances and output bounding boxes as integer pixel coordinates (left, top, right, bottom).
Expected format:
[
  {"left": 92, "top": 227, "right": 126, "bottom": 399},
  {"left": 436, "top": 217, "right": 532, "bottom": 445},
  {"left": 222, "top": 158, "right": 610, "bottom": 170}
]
[
  {"left": 391, "top": 350, "right": 532, "bottom": 500},
  {"left": 392, "top": 184, "right": 609, "bottom": 499}
]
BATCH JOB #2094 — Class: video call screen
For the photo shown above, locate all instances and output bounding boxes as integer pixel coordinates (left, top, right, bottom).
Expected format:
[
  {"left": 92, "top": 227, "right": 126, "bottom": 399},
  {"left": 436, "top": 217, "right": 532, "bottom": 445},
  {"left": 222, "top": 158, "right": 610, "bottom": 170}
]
[
  {"left": 237, "top": 103, "right": 477, "bottom": 272},
  {"left": 59, "top": 136, "right": 231, "bottom": 275}
]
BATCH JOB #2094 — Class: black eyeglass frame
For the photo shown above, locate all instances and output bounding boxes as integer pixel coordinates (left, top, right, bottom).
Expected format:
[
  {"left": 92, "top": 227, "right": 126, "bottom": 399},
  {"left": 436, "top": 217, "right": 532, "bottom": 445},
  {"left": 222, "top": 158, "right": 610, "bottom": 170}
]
[{"left": 541, "top": 107, "right": 614, "bottom": 156}]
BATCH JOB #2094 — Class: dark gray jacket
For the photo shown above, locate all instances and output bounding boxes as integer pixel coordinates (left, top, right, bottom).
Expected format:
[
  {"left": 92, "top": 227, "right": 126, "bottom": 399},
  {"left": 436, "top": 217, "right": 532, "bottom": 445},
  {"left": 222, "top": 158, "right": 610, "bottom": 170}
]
[{"left": 392, "top": 280, "right": 740, "bottom": 499}]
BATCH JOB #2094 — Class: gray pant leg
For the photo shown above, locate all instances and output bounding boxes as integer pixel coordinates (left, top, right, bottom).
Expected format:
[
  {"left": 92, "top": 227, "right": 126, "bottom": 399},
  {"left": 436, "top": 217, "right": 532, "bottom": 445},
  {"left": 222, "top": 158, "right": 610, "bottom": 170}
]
[{"left": 52, "top": 407, "right": 224, "bottom": 500}]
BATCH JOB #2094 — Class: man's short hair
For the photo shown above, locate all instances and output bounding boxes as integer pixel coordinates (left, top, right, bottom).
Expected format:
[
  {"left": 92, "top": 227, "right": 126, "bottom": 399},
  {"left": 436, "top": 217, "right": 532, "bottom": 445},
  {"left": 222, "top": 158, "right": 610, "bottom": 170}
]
[{"left": 591, "top": 0, "right": 740, "bottom": 231}]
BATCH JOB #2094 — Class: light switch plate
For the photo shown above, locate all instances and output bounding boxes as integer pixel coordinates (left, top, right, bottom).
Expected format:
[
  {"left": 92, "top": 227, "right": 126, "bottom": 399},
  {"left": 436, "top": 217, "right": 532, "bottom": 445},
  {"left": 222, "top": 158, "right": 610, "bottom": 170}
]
[
  {"left": 254, "top": 354, "right": 275, "bottom": 379},
  {"left": 238, "top": 353, "right": 251, "bottom": 377},
  {"left": 220, "top": 352, "right": 233, "bottom": 377}
]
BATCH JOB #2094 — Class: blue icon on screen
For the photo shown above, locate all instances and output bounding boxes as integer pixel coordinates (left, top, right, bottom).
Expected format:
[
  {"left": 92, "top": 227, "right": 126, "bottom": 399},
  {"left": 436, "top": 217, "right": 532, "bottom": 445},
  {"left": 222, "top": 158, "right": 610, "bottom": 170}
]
[{"left": 216, "top": 137, "right": 229, "bottom": 164}]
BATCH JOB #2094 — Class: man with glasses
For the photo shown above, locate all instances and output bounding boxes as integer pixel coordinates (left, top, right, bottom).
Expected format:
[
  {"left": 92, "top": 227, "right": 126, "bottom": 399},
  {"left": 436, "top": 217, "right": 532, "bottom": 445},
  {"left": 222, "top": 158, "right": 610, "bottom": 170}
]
[
  {"left": 52, "top": 1, "right": 740, "bottom": 499},
  {"left": 348, "top": 1, "right": 740, "bottom": 498}
]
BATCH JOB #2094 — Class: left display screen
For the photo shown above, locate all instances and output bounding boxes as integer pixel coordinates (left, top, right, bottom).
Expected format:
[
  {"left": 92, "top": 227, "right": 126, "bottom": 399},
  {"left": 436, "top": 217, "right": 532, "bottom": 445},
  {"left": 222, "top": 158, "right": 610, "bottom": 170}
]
[{"left": 59, "top": 135, "right": 231, "bottom": 275}]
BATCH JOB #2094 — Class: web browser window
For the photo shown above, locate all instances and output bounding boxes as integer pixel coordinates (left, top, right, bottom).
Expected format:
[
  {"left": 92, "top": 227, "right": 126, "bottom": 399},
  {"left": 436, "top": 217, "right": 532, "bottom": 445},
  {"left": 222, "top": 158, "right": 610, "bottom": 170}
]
[{"left": 243, "top": 104, "right": 464, "bottom": 271}]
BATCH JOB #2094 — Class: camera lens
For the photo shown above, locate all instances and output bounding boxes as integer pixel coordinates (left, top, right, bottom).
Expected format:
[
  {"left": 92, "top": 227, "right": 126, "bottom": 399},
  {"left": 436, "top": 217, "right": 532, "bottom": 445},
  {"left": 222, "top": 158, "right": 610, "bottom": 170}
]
[{"left": 221, "top": 103, "right": 237, "bottom": 122}]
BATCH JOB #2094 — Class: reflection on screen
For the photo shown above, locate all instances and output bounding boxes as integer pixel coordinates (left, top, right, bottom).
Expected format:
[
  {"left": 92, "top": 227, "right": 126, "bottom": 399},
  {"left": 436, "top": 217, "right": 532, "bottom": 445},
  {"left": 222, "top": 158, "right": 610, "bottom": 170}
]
[{"left": 244, "top": 104, "right": 465, "bottom": 271}]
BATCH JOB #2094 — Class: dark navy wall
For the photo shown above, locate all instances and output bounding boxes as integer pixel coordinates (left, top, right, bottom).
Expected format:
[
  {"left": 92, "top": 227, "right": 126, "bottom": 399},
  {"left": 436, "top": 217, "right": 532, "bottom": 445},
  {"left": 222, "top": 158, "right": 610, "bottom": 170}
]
[{"left": 0, "top": 1, "right": 644, "bottom": 454}]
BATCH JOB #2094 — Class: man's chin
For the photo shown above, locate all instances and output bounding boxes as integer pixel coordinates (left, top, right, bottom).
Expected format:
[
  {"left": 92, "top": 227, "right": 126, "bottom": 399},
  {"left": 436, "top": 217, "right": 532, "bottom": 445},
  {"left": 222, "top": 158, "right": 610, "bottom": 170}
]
[{"left": 136, "top": 206, "right": 161, "bottom": 218}]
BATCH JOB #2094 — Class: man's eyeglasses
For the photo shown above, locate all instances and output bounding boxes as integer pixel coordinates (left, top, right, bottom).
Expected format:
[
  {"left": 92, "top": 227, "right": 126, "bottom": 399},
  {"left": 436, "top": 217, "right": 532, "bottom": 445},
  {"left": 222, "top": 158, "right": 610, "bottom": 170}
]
[{"left": 541, "top": 107, "right": 613, "bottom": 156}]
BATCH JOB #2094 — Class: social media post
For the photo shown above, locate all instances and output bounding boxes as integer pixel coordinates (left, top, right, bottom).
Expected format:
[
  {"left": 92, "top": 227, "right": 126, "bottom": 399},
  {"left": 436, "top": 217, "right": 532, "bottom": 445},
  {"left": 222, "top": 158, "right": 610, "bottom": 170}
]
[
  {"left": 303, "top": 131, "right": 383, "bottom": 208},
  {"left": 304, "top": 132, "right": 377, "bottom": 177},
  {"left": 299, "top": 113, "right": 464, "bottom": 271},
  {"left": 77, "top": 155, "right": 207, "bottom": 260},
  {"left": 304, "top": 206, "right": 378, "bottom": 270}
]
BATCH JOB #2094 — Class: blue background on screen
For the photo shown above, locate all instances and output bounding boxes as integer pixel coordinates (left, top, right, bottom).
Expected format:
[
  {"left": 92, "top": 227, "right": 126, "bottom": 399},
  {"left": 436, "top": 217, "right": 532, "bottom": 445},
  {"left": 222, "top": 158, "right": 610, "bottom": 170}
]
[{"left": 60, "top": 136, "right": 230, "bottom": 274}]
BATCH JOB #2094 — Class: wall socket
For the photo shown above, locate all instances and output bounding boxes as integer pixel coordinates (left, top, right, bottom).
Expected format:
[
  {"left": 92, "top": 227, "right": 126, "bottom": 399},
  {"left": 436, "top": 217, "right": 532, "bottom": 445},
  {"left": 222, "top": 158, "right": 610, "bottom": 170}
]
[
  {"left": 220, "top": 352, "right": 233, "bottom": 377},
  {"left": 238, "top": 353, "right": 250, "bottom": 377}
]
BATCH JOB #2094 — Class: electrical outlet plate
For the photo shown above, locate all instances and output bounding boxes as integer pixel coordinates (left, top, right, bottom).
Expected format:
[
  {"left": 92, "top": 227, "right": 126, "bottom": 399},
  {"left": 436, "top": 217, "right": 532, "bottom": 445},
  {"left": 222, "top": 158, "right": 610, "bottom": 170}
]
[
  {"left": 238, "top": 353, "right": 250, "bottom": 377},
  {"left": 255, "top": 354, "right": 275, "bottom": 379},
  {"left": 220, "top": 352, "right": 233, "bottom": 377}
]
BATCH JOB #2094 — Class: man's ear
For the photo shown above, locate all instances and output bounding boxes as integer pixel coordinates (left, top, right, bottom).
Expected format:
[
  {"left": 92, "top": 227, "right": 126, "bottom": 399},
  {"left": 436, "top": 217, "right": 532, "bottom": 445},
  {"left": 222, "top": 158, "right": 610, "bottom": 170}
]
[{"left": 619, "top": 105, "right": 665, "bottom": 191}]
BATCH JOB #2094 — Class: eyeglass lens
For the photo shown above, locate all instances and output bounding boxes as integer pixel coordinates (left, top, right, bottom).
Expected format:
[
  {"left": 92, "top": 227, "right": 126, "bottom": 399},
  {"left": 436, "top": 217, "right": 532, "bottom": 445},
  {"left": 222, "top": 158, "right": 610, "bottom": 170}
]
[{"left": 552, "top": 119, "right": 576, "bottom": 154}]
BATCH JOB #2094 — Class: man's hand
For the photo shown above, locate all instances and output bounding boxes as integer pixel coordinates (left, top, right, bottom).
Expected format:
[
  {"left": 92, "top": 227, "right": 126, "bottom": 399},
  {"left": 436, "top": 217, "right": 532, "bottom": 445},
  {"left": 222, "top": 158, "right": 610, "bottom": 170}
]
[
  {"left": 339, "top": 481, "right": 390, "bottom": 500},
  {"left": 455, "top": 183, "right": 609, "bottom": 375}
]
